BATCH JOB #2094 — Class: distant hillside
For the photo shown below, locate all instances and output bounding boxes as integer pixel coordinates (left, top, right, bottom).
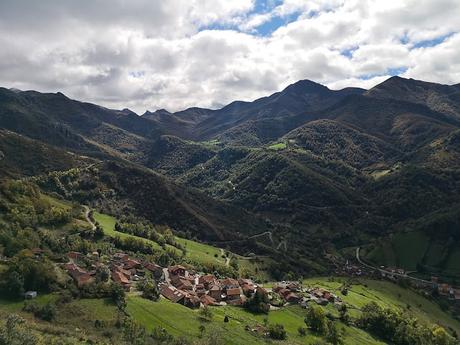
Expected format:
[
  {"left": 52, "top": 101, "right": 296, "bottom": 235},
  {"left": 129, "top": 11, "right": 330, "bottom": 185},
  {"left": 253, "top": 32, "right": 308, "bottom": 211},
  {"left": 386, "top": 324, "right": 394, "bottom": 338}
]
[
  {"left": 2, "top": 76, "right": 460, "bottom": 279},
  {"left": 283, "top": 119, "right": 402, "bottom": 169},
  {"left": 0, "top": 129, "right": 95, "bottom": 178},
  {"left": 0, "top": 87, "right": 160, "bottom": 161},
  {"left": 35, "top": 161, "right": 268, "bottom": 242},
  {"left": 141, "top": 80, "right": 365, "bottom": 145}
]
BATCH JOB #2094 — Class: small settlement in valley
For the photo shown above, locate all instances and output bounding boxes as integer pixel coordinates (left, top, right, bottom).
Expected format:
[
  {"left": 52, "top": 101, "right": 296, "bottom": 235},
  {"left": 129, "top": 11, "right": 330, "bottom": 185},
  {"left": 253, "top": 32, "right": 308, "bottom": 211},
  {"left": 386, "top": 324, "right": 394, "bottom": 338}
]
[{"left": 61, "top": 250, "right": 348, "bottom": 311}]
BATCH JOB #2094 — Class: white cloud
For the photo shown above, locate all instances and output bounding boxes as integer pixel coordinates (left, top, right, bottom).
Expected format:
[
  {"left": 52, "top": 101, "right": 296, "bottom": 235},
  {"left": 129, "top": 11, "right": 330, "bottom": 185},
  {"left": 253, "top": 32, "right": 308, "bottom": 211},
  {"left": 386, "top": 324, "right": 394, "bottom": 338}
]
[{"left": 0, "top": 0, "right": 459, "bottom": 113}]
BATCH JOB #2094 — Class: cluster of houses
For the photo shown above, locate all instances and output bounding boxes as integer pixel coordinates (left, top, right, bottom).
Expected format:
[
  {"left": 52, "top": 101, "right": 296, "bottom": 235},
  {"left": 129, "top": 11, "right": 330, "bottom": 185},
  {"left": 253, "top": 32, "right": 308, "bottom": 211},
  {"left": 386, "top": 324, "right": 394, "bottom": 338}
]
[
  {"left": 61, "top": 249, "right": 460, "bottom": 314},
  {"left": 272, "top": 282, "right": 342, "bottom": 308},
  {"left": 432, "top": 277, "right": 460, "bottom": 302},
  {"left": 159, "top": 265, "right": 256, "bottom": 309},
  {"left": 64, "top": 251, "right": 160, "bottom": 292},
  {"left": 61, "top": 250, "right": 350, "bottom": 311}
]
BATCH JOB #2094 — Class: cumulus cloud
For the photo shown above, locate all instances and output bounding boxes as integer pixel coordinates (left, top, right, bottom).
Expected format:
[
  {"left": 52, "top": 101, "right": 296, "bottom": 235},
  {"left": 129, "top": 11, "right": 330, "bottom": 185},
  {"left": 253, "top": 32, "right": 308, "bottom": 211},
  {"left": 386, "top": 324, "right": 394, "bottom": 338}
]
[{"left": 0, "top": 0, "right": 459, "bottom": 113}]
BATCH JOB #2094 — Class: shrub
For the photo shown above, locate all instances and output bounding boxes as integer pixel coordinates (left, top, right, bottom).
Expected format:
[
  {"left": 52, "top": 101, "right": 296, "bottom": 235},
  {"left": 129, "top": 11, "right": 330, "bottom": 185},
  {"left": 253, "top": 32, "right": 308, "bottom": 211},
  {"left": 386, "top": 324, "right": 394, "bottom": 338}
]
[
  {"left": 23, "top": 302, "right": 56, "bottom": 321},
  {"left": 244, "top": 289, "right": 270, "bottom": 314},
  {"left": 138, "top": 280, "right": 160, "bottom": 301},
  {"left": 298, "top": 326, "right": 307, "bottom": 336},
  {"left": 268, "top": 323, "right": 287, "bottom": 340},
  {"left": 305, "top": 306, "right": 327, "bottom": 334}
]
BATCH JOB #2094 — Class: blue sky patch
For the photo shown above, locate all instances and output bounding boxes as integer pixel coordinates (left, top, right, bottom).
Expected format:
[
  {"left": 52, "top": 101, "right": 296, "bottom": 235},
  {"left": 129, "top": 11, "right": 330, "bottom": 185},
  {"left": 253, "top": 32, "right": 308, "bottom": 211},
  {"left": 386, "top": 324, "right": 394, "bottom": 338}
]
[
  {"left": 359, "top": 67, "right": 408, "bottom": 80},
  {"left": 411, "top": 32, "right": 455, "bottom": 49}
]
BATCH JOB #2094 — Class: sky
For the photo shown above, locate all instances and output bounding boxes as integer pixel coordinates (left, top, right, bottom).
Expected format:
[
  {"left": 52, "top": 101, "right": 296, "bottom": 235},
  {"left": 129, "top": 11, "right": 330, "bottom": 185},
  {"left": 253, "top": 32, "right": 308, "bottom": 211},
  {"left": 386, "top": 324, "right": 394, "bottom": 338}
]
[{"left": 0, "top": 0, "right": 459, "bottom": 113}]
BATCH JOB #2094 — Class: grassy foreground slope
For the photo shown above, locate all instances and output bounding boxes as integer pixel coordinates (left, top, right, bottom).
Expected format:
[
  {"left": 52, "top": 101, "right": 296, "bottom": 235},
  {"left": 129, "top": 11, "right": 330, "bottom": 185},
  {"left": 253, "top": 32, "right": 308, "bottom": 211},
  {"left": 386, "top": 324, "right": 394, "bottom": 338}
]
[
  {"left": 123, "top": 276, "right": 460, "bottom": 344},
  {"left": 126, "top": 295, "right": 384, "bottom": 345},
  {"left": 302, "top": 277, "right": 460, "bottom": 333}
]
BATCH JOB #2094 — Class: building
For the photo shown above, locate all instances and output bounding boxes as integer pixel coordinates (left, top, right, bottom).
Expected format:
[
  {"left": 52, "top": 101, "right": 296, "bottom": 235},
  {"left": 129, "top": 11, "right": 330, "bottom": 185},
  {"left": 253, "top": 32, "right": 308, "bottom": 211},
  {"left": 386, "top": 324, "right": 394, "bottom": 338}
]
[
  {"left": 160, "top": 285, "right": 185, "bottom": 304},
  {"left": 226, "top": 287, "right": 242, "bottom": 301},
  {"left": 209, "top": 285, "right": 223, "bottom": 301},
  {"left": 199, "top": 274, "right": 216, "bottom": 289},
  {"left": 195, "top": 283, "right": 206, "bottom": 297},
  {"left": 184, "top": 293, "right": 201, "bottom": 309},
  {"left": 438, "top": 283, "right": 450, "bottom": 296},
  {"left": 168, "top": 265, "right": 187, "bottom": 277},
  {"left": 285, "top": 292, "right": 301, "bottom": 303},
  {"left": 67, "top": 251, "right": 83, "bottom": 260},
  {"left": 124, "top": 258, "right": 141, "bottom": 271},
  {"left": 144, "top": 263, "right": 164, "bottom": 281},
  {"left": 171, "top": 275, "right": 193, "bottom": 291},
  {"left": 113, "top": 253, "right": 129, "bottom": 262},
  {"left": 201, "top": 294, "right": 218, "bottom": 306},
  {"left": 24, "top": 291, "right": 37, "bottom": 299},
  {"left": 111, "top": 269, "right": 131, "bottom": 291},
  {"left": 65, "top": 262, "right": 94, "bottom": 288},
  {"left": 220, "top": 278, "right": 239, "bottom": 290}
]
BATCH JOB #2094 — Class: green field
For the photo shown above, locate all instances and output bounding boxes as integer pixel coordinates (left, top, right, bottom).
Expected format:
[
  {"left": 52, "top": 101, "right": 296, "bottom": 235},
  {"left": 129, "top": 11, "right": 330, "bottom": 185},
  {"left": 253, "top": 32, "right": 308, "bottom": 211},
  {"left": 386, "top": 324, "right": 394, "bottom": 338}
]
[
  {"left": 126, "top": 294, "right": 385, "bottom": 344},
  {"left": 391, "top": 232, "right": 429, "bottom": 270},
  {"left": 0, "top": 293, "right": 57, "bottom": 315},
  {"left": 0, "top": 294, "right": 119, "bottom": 344},
  {"left": 1, "top": 278, "right": 458, "bottom": 344},
  {"left": 128, "top": 296, "right": 383, "bottom": 345},
  {"left": 365, "top": 230, "right": 460, "bottom": 278},
  {"left": 93, "top": 212, "right": 164, "bottom": 252},
  {"left": 124, "top": 277, "right": 460, "bottom": 344},
  {"left": 94, "top": 212, "right": 234, "bottom": 269},
  {"left": 268, "top": 142, "right": 287, "bottom": 150},
  {"left": 175, "top": 236, "right": 226, "bottom": 265},
  {"left": 301, "top": 277, "right": 460, "bottom": 333}
]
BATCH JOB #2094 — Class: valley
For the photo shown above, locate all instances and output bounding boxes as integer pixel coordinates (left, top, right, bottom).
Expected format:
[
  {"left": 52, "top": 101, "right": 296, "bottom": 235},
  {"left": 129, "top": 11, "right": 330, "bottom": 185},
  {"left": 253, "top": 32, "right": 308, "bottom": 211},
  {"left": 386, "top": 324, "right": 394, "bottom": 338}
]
[{"left": 1, "top": 76, "right": 460, "bottom": 344}]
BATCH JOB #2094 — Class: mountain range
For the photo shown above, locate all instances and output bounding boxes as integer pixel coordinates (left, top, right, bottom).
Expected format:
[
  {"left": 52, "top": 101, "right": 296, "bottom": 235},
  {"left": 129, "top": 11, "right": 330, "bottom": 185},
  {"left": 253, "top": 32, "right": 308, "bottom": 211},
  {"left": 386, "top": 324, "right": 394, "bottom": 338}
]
[{"left": 1, "top": 76, "right": 460, "bottom": 277}]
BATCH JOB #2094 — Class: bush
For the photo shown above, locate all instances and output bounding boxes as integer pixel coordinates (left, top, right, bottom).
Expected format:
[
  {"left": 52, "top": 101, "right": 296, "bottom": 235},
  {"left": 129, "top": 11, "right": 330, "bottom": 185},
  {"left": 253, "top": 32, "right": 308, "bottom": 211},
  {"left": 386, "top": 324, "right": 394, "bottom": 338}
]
[
  {"left": 138, "top": 280, "right": 160, "bottom": 301},
  {"left": 23, "top": 302, "right": 57, "bottom": 321},
  {"left": 297, "top": 326, "right": 307, "bottom": 336},
  {"left": 357, "top": 302, "right": 457, "bottom": 345},
  {"left": 326, "top": 320, "right": 344, "bottom": 345},
  {"left": 244, "top": 289, "right": 270, "bottom": 314},
  {"left": 268, "top": 323, "right": 287, "bottom": 340},
  {"left": 110, "top": 282, "right": 126, "bottom": 310},
  {"left": 305, "top": 306, "right": 327, "bottom": 334},
  {"left": 199, "top": 306, "right": 213, "bottom": 321}
]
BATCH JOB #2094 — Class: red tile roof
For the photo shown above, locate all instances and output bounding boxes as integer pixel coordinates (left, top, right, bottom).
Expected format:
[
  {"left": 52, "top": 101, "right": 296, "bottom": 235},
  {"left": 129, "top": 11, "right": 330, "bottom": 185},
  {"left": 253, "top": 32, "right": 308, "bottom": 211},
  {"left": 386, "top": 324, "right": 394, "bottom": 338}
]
[
  {"left": 226, "top": 288, "right": 241, "bottom": 296},
  {"left": 160, "top": 285, "right": 185, "bottom": 303}
]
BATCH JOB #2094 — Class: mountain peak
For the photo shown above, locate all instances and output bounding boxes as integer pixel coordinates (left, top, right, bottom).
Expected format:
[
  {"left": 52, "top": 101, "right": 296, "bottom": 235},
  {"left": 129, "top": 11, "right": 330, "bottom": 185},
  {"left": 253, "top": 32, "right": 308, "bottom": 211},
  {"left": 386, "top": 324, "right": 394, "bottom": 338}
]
[
  {"left": 143, "top": 108, "right": 171, "bottom": 117},
  {"left": 367, "top": 76, "right": 454, "bottom": 99},
  {"left": 282, "top": 79, "right": 329, "bottom": 95}
]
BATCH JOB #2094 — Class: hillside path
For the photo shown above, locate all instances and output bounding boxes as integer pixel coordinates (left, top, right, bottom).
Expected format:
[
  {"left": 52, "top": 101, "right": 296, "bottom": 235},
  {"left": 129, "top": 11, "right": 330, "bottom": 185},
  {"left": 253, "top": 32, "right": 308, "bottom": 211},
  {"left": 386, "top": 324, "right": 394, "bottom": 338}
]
[
  {"left": 220, "top": 248, "right": 230, "bottom": 266},
  {"left": 83, "top": 205, "right": 96, "bottom": 230}
]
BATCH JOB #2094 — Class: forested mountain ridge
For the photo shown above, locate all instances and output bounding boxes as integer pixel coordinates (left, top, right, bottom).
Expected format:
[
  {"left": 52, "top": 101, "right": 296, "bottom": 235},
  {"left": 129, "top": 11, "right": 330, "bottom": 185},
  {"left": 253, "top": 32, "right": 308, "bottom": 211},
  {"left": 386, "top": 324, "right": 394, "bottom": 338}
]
[{"left": 1, "top": 76, "right": 460, "bottom": 279}]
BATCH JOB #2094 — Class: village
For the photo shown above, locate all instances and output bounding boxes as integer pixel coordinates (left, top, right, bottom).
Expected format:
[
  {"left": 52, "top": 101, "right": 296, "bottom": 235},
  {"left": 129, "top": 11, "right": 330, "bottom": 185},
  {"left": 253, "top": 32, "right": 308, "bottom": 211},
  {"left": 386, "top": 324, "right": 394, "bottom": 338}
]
[
  {"left": 18, "top": 246, "right": 460, "bottom": 312},
  {"left": 59, "top": 249, "right": 346, "bottom": 311}
]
